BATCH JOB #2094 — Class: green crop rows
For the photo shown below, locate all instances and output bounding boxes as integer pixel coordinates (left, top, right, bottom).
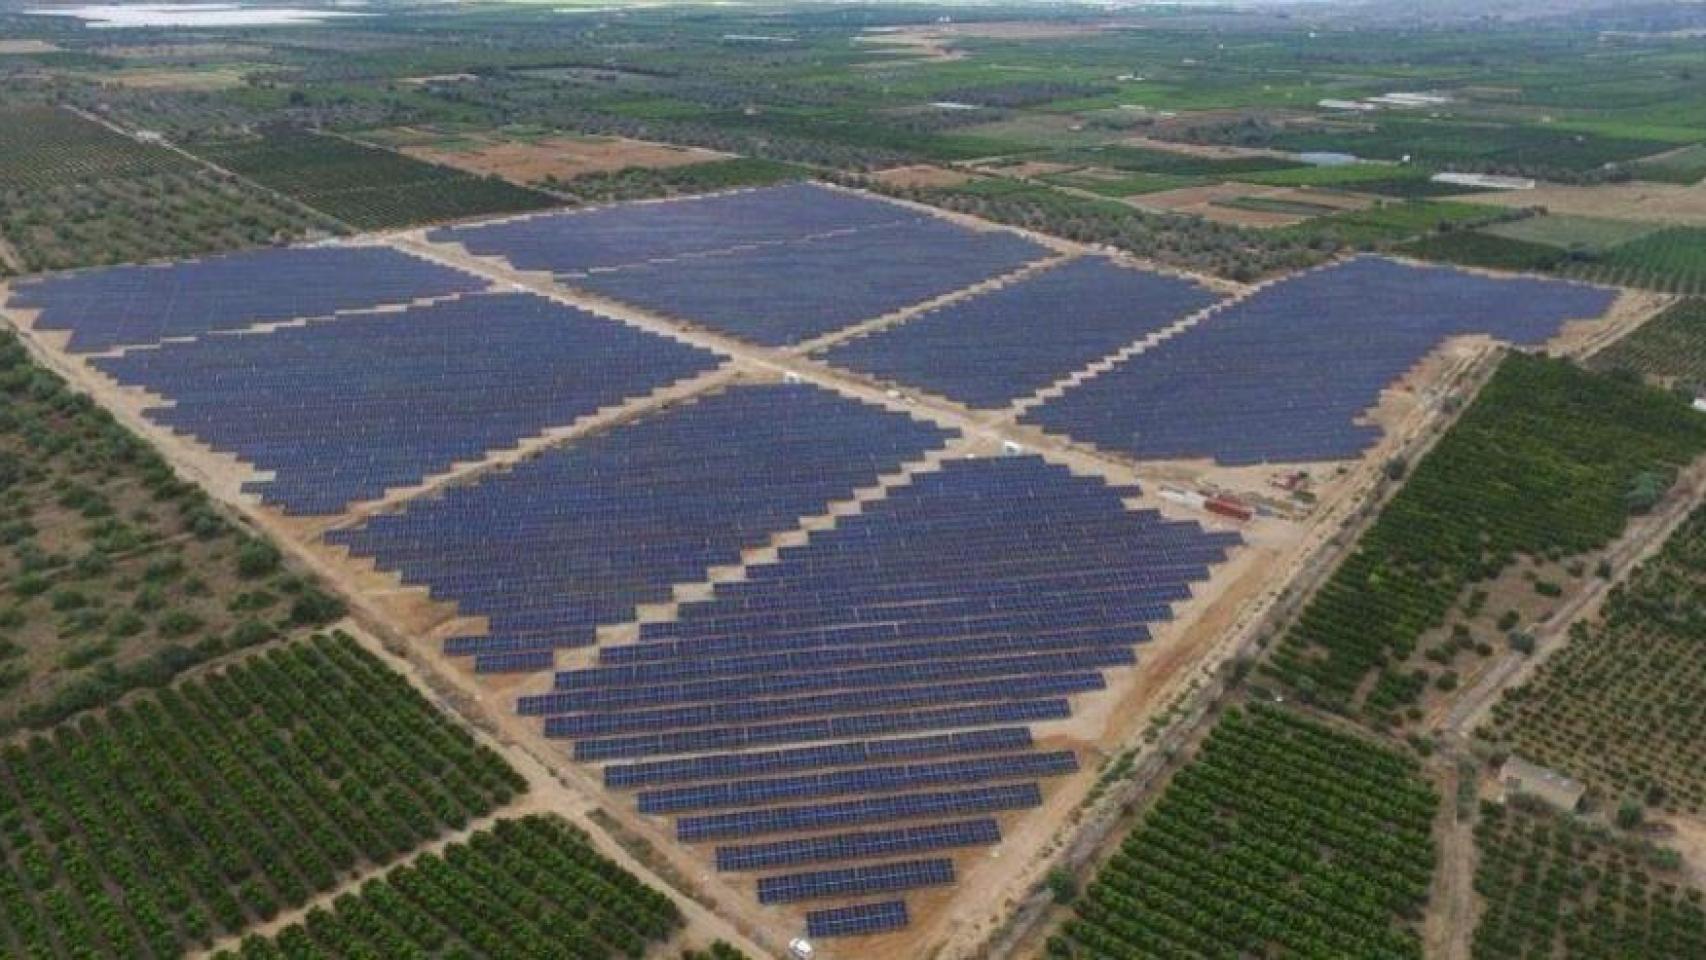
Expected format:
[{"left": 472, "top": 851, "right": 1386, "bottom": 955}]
[
  {"left": 0, "top": 108, "right": 335, "bottom": 273},
  {"left": 0, "top": 107, "right": 193, "bottom": 192},
  {"left": 1048, "top": 706, "right": 1437, "bottom": 960},
  {"left": 549, "top": 157, "right": 809, "bottom": 203},
  {"left": 1484, "top": 502, "right": 1706, "bottom": 814},
  {"left": 0, "top": 632, "right": 525, "bottom": 959},
  {"left": 1589, "top": 299, "right": 1706, "bottom": 386},
  {"left": 217, "top": 815, "right": 681, "bottom": 960},
  {"left": 1472, "top": 800, "right": 1706, "bottom": 958},
  {"left": 1265, "top": 354, "right": 1706, "bottom": 721},
  {"left": 1566, "top": 228, "right": 1706, "bottom": 295},
  {"left": 197, "top": 129, "right": 558, "bottom": 230}
]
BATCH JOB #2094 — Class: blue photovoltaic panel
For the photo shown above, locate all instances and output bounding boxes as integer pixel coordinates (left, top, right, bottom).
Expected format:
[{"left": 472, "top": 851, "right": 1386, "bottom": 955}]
[
  {"left": 717, "top": 818, "right": 1000, "bottom": 871},
  {"left": 571, "top": 217, "right": 1050, "bottom": 346},
  {"left": 757, "top": 858, "right": 955, "bottom": 904},
  {"left": 332, "top": 382, "right": 953, "bottom": 647},
  {"left": 429, "top": 183, "right": 916, "bottom": 275},
  {"left": 9, "top": 245, "right": 487, "bottom": 353},
  {"left": 93, "top": 292, "right": 723, "bottom": 515},
  {"left": 637, "top": 750, "right": 1078, "bottom": 814},
  {"left": 822, "top": 256, "right": 1221, "bottom": 408},
  {"left": 1023, "top": 256, "right": 1620, "bottom": 465},
  {"left": 475, "top": 651, "right": 554, "bottom": 674},
  {"left": 677, "top": 783, "right": 1044, "bottom": 842},
  {"left": 807, "top": 901, "right": 909, "bottom": 938},
  {"left": 573, "top": 700, "right": 1072, "bottom": 763},
  {"left": 605, "top": 728, "right": 1034, "bottom": 789},
  {"left": 535, "top": 674, "right": 1106, "bottom": 735}
]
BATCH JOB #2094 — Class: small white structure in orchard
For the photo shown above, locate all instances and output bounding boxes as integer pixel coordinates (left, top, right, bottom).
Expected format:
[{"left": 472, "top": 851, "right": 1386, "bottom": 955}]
[{"left": 1498, "top": 756, "right": 1586, "bottom": 813}]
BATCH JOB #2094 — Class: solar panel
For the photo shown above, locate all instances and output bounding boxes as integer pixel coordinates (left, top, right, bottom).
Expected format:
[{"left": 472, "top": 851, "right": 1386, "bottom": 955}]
[
  {"left": 571, "top": 218, "right": 1049, "bottom": 346},
  {"left": 717, "top": 818, "right": 1000, "bottom": 871},
  {"left": 332, "top": 382, "right": 953, "bottom": 644},
  {"left": 757, "top": 858, "right": 955, "bottom": 903},
  {"left": 429, "top": 183, "right": 915, "bottom": 275},
  {"left": 806, "top": 900, "right": 910, "bottom": 938},
  {"left": 637, "top": 750, "right": 1077, "bottom": 814},
  {"left": 676, "top": 783, "right": 1044, "bottom": 843},
  {"left": 11, "top": 245, "right": 487, "bottom": 353},
  {"left": 1024, "top": 257, "right": 1619, "bottom": 465},
  {"left": 95, "top": 292, "right": 724, "bottom": 515},
  {"left": 822, "top": 256, "right": 1221, "bottom": 408}
]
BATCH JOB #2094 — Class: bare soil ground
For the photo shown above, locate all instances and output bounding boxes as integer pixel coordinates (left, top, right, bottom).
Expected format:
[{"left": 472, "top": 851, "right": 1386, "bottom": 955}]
[
  {"left": 90, "top": 66, "right": 255, "bottom": 90},
  {"left": 1131, "top": 182, "right": 1373, "bottom": 228},
  {"left": 0, "top": 40, "right": 60, "bottom": 54},
  {"left": 870, "top": 164, "right": 974, "bottom": 189},
  {"left": 401, "top": 132, "right": 727, "bottom": 186},
  {"left": 1461, "top": 179, "right": 1706, "bottom": 226}
]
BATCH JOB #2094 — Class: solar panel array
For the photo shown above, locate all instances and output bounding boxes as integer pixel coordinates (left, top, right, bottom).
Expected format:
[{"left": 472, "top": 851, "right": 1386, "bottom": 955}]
[
  {"left": 8, "top": 245, "right": 487, "bottom": 353},
  {"left": 806, "top": 900, "right": 909, "bottom": 938},
  {"left": 429, "top": 183, "right": 914, "bottom": 275},
  {"left": 758, "top": 858, "right": 955, "bottom": 904},
  {"left": 330, "top": 382, "right": 953, "bottom": 652},
  {"left": 519, "top": 455, "right": 1237, "bottom": 932},
  {"left": 1023, "top": 257, "right": 1620, "bottom": 465},
  {"left": 570, "top": 217, "right": 1050, "bottom": 346},
  {"left": 822, "top": 256, "right": 1222, "bottom": 408},
  {"left": 94, "top": 292, "right": 724, "bottom": 515}
]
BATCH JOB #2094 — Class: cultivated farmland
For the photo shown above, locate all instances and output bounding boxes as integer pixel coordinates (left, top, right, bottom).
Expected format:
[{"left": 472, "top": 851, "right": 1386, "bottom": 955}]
[
  {"left": 1472, "top": 799, "right": 1706, "bottom": 958},
  {"left": 1588, "top": 298, "right": 1706, "bottom": 385},
  {"left": 216, "top": 815, "right": 682, "bottom": 960},
  {"left": 196, "top": 129, "right": 558, "bottom": 230},
  {"left": 0, "top": 632, "right": 526, "bottom": 958},
  {"left": 1265, "top": 353, "right": 1706, "bottom": 722},
  {"left": 0, "top": 107, "right": 335, "bottom": 273},
  {"left": 1484, "top": 502, "right": 1706, "bottom": 814},
  {"left": 1049, "top": 706, "right": 1438, "bottom": 960},
  {"left": 0, "top": 331, "right": 344, "bottom": 732}
]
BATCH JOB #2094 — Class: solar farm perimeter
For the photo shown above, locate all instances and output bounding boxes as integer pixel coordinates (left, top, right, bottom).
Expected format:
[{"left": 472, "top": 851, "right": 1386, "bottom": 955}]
[{"left": 0, "top": 183, "right": 1639, "bottom": 957}]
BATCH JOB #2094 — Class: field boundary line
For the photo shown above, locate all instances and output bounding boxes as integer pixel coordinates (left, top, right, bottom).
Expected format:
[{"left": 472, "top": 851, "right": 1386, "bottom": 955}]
[{"left": 61, "top": 104, "right": 357, "bottom": 236}]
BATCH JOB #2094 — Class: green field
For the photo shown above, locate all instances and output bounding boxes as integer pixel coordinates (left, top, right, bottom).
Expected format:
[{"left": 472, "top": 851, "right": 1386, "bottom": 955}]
[
  {"left": 0, "top": 332, "right": 345, "bottom": 732},
  {"left": 197, "top": 129, "right": 559, "bottom": 230},
  {"left": 1282, "top": 200, "right": 1509, "bottom": 248},
  {"left": 0, "top": 632, "right": 526, "bottom": 958},
  {"left": 1589, "top": 299, "right": 1706, "bottom": 386},
  {"left": 1636, "top": 143, "right": 1706, "bottom": 185},
  {"left": 218, "top": 815, "right": 682, "bottom": 960},
  {"left": 1266, "top": 354, "right": 1706, "bottom": 721},
  {"left": 1483, "top": 214, "right": 1662, "bottom": 252},
  {"left": 0, "top": 107, "right": 335, "bottom": 272},
  {"left": 549, "top": 156, "right": 810, "bottom": 202},
  {"left": 1484, "top": 501, "right": 1706, "bottom": 814},
  {"left": 1573, "top": 227, "right": 1706, "bottom": 295},
  {"left": 1471, "top": 800, "right": 1706, "bottom": 958},
  {"left": 1395, "top": 232, "right": 1569, "bottom": 273},
  {"left": 1050, "top": 706, "right": 1437, "bottom": 960}
]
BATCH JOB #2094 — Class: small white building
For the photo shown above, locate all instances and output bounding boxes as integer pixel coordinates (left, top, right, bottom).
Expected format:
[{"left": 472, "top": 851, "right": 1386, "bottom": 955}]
[{"left": 1498, "top": 756, "right": 1586, "bottom": 812}]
